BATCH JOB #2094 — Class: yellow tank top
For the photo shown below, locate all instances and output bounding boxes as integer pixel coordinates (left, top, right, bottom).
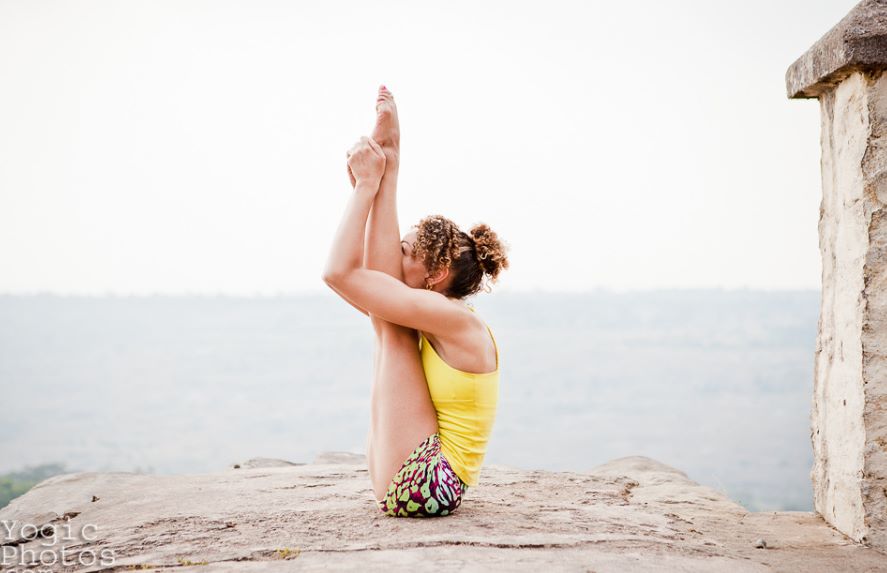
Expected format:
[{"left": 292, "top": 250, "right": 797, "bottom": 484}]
[{"left": 419, "top": 305, "right": 499, "bottom": 487}]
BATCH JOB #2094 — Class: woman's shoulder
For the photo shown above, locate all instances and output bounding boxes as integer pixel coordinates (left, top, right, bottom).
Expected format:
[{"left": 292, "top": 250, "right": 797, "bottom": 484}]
[
  {"left": 427, "top": 301, "right": 481, "bottom": 342},
  {"left": 421, "top": 301, "right": 497, "bottom": 374}
]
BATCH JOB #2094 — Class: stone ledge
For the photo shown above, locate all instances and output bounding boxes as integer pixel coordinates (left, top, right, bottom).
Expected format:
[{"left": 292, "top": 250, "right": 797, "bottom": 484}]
[
  {"left": 786, "top": 0, "right": 887, "bottom": 98},
  {"left": 0, "top": 454, "right": 884, "bottom": 572}
]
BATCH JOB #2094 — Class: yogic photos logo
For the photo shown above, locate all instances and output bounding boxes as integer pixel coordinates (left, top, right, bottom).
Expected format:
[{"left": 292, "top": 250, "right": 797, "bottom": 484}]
[{"left": 2, "top": 519, "right": 115, "bottom": 572}]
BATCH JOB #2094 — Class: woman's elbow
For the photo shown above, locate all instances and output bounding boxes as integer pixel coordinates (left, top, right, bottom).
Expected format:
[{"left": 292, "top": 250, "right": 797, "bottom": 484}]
[
  {"left": 321, "top": 269, "right": 341, "bottom": 287},
  {"left": 321, "top": 267, "right": 354, "bottom": 289}
]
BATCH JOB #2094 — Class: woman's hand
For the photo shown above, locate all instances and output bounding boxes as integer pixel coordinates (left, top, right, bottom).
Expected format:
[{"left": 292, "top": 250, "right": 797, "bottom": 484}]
[{"left": 346, "top": 136, "right": 386, "bottom": 188}]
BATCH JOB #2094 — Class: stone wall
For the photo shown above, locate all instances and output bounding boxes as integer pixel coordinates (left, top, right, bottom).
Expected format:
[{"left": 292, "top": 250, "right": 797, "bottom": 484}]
[
  {"left": 787, "top": 0, "right": 887, "bottom": 549},
  {"left": 812, "top": 70, "right": 886, "bottom": 545}
]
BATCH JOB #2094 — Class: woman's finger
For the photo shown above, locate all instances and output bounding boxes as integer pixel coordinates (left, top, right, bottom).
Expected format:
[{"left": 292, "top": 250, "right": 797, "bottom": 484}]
[{"left": 366, "top": 137, "right": 384, "bottom": 156}]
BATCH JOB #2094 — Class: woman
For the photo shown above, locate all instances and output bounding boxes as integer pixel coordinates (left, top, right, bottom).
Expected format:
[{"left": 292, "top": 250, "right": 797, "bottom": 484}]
[{"left": 322, "top": 86, "right": 509, "bottom": 517}]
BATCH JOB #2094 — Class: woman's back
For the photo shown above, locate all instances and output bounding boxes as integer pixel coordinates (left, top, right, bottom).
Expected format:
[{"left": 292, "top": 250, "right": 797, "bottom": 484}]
[{"left": 419, "top": 306, "right": 500, "bottom": 487}]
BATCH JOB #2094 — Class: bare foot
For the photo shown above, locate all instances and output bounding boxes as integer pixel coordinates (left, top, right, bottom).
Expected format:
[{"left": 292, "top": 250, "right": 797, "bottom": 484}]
[{"left": 371, "top": 85, "right": 400, "bottom": 153}]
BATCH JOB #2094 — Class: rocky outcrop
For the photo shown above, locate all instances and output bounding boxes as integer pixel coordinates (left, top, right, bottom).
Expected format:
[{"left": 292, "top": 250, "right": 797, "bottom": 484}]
[{"left": 1, "top": 454, "right": 884, "bottom": 572}]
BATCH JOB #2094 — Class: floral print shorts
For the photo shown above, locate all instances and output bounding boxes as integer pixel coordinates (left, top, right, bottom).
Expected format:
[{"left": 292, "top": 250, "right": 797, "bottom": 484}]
[{"left": 378, "top": 432, "right": 468, "bottom": 517}]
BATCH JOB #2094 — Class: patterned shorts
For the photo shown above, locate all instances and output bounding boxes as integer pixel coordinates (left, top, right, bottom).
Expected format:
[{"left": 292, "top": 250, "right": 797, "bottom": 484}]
[{"left": 378, "top": 432, "right": 468, "bottom": 517}]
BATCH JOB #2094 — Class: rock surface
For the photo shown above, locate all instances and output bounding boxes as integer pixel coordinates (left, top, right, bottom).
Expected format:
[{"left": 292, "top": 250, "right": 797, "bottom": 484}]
[{"left": 1, "top": 454, "right": 885, "bottom": 572}]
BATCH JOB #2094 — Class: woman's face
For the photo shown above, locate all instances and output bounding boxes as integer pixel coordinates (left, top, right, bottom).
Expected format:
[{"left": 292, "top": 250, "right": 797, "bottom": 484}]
[{"left": 400, "top": 228, "right": 428, "bottom": 289}]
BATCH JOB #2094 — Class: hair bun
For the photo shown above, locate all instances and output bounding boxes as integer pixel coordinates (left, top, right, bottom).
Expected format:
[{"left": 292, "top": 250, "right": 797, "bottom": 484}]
[
  {"left": 413, "top": 214, "right": 510, "bottom": 298},
  {"left": 469, "top": 223, "right": 510, "bottom": 282}
]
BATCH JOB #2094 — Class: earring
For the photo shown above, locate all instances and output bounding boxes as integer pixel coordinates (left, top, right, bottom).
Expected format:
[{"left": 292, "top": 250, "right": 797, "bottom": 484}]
[{"left": 425, "top": 282, "right": 433, "bottom": 290}]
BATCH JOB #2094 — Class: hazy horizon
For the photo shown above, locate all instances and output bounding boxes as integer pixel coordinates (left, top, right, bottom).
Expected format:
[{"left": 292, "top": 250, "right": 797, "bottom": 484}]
[{"left": 0, "top": 291, "right": 820, "bottom": 512}]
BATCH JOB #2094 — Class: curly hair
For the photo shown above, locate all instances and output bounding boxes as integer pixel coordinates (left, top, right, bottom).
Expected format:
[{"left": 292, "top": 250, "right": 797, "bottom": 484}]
[{"left": 411, "top": 214, "right": 510, "bottom": 298}]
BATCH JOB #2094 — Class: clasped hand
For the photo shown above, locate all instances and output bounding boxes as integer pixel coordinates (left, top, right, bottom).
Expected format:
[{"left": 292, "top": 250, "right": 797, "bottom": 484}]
[{"left": 346, "top": 136, "right": 386, "bottom": 189}]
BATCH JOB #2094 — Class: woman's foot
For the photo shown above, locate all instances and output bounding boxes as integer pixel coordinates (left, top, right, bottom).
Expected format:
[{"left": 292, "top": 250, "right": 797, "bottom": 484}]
[{"left": 371, "top": 85, "right": 400, "bottom": 154}]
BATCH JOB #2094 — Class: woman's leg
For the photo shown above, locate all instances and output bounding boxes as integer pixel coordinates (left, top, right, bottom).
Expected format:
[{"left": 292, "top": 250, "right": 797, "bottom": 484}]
[
  {"left": 363, "top": 86, "right": 403, "bottom": 282},
  {"left": 369, "top": 324, "right": 439, "bottom": 503},
  {"left": 362, "top": 87, "right": 441, "bottom": 503}
]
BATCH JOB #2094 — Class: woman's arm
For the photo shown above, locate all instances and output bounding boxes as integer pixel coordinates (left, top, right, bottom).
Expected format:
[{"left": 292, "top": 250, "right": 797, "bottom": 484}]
[
  {"left": 325, "top": 267, "right": 472, "bottom": 336},
  {"left": 322, "top": 137, "right": 385, "bottom": 282},
  {"left": 329, "top": 139, "right": 399, "bottom": 318},
  {"left": 322, "top": 181, "right": 378, "bottom": 279},
  {"left": 323, "top": 139, "right": 469, "bottom": 336}
]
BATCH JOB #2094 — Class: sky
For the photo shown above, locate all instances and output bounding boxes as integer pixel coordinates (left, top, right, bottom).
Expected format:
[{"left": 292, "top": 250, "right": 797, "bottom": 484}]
[{"left": 0, "top": 0, "right": 861, "bottom": 295}]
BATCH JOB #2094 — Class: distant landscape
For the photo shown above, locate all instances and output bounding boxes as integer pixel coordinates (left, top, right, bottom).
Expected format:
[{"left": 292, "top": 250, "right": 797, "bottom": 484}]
[
  {"left": 0, "top": 464, "right": 68, "bottom": 508},
  {"left": 0, "top": 290, "right": 819, "bottom": 511}
]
